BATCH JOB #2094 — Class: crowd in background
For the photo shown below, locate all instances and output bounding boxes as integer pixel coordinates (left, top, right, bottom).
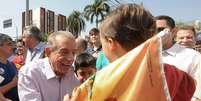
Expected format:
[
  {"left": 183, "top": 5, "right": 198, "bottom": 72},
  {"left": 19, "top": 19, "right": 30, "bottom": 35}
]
[{"left": 0, "top": 3, "right": 201, "bottom": 101}]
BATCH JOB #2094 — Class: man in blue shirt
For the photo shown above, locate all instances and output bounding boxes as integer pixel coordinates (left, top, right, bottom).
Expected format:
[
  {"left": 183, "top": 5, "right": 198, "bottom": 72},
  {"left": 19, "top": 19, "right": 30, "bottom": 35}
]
[
  {"left": 22, "top": 26, "right": 46, "bottom": 64},
  {"left": 0, "top": 33, "right": 19, "bottom": 101}
]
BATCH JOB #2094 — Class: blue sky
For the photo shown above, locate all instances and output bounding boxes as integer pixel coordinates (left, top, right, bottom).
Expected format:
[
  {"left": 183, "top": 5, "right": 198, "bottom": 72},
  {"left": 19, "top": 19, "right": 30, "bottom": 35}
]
[
  {"left": 31, "top": 0, "right": 201, "bottom": 33},
  {"left": 0, "top": 0, "right": 201, "bottom": 38}
]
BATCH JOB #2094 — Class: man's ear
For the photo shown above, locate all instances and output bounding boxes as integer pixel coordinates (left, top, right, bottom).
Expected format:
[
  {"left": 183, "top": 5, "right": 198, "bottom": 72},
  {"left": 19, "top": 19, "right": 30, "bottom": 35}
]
[
  {"left": 171, "top": 28, "right": 177, "bottom": 42},
  {"left": 45, "top": 47, "right": 51, "bottom": 57},
  {"left": 106, "top": 37, "right": 117, "bottom": 51}
]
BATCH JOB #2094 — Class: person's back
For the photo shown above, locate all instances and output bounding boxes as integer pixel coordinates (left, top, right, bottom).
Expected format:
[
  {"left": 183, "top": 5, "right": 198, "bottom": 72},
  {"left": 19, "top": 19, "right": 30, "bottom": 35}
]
[
  {"left": 96, "top": 51, "right": 109, "bottom": 71},
  {"left": 65, "top": 4, "right": 196, "bottom": 101},
  {"left": 98, "top": 5, "right": 195, "bottom": 101}
]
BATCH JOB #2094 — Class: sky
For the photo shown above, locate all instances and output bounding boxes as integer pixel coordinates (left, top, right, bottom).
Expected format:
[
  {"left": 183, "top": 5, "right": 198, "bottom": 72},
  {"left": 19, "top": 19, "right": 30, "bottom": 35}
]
[{"left": 0, "top": 0, "right": 201, "bottom": 38}]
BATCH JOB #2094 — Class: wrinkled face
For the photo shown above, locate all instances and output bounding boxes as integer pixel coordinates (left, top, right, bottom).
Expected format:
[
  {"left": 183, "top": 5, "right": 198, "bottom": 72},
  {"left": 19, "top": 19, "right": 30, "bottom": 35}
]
[
  {"left": 0, "top": 41, "right": 14, "bottom": 58},
  {"left": 89, "top": 31, "right": 100, "bottom": 45},
  {"left": 48, "top": 37, "right": 76, "bottom": 77},
  {"left": 175, "top": 29, "right": 195, "bottom": 48},
  {"left": 76, "top": 67, "right": 96, "bottom": 83}
]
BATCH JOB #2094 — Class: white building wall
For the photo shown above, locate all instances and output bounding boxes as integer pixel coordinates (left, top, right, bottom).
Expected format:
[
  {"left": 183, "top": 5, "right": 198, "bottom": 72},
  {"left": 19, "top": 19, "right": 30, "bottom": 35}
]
[
  {"left": 32, "top": 8, "right": 41, "bottom": 29},
  {"left": 0, "top": 16, "right": 21, "bottom": 40},
  {"left": 54, "top": 14, "right": 58, "bottom": 32}
]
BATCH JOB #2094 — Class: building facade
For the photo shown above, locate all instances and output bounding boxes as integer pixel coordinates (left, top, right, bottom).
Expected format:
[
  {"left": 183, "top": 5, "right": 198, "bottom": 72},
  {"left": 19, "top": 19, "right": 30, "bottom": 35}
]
[{"left": 22, "top": 7, "right": 66, "bottom": 35}]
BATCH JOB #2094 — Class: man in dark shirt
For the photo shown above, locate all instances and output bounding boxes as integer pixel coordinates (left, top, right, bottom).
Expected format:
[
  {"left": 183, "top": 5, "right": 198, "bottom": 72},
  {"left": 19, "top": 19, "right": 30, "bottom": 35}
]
[{"left": 0, "top": 33, "right": 19, "bottom": 101}]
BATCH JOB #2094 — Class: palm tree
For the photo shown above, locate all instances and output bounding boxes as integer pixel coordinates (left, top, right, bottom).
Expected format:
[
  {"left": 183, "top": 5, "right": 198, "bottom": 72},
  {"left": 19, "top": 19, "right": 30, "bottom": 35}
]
[
  {"left": 66, "top": 11, "right": 85, "bottom": 38},
  {"left": 84, "top": 0, "right": 110, "bottom": 27}
]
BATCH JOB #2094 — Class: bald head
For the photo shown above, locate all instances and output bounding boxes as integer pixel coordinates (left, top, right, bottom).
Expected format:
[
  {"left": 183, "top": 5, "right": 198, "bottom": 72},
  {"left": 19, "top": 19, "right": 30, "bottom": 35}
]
[{"left": 75, "top": 37, "right": 88, "bottom": 55}]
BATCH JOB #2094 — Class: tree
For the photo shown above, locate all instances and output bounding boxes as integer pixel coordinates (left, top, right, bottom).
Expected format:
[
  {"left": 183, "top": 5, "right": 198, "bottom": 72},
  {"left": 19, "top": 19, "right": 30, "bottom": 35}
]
[
  {"left": 84, "top": 0, "right": 110, "bottom": 27},
  {"left": 66, "top": 11, "right": 85, "bottom": 38}
]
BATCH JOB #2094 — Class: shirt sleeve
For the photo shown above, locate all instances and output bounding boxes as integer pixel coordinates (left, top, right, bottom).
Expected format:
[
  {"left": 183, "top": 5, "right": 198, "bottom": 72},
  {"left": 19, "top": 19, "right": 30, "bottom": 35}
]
[
  {"left": 18, "top": 70, "right": 42, "bottom": 101},
  {"left": 193, "top": 59, "right": 201, "bottom": 99}
]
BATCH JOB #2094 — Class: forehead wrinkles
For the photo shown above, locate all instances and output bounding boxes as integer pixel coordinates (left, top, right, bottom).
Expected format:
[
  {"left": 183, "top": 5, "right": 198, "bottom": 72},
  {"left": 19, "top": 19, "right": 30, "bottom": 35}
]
[{"left": 57, "top": 37, "right": 76, "bottom": 49}]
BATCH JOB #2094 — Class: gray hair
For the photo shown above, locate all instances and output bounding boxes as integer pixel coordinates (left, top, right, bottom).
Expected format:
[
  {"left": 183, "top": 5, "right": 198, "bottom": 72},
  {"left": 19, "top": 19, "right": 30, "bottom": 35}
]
[
  {"left": 47, "top": 31, "right": 75, "bottom": 51},
  {"left": 23, "top": 25, "right": 42, "bottom": 41},
  {"left": 0, "top": 33, "right": 12, "bottom": 46}
]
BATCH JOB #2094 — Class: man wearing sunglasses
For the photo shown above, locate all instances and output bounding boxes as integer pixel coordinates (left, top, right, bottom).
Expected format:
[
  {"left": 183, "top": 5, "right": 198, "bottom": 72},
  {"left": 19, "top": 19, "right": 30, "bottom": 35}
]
[{"left": 156, "top": 15, "right": 201, "bottom": 101}]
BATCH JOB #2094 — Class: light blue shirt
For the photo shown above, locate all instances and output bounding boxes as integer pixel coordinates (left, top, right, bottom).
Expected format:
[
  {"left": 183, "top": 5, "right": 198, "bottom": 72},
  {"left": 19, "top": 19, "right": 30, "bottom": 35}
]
[
  {"left": 25, "top": 42, "right": 46, "bottom": 64},
  {"left": 18, "top": 57, "right": 80, "bottom": 101}
]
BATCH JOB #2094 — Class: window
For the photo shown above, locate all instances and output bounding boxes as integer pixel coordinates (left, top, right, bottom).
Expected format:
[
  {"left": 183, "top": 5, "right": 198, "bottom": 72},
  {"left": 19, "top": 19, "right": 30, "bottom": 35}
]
[{"left": 3, "top": 19, "right": 12, "bottom": 28}]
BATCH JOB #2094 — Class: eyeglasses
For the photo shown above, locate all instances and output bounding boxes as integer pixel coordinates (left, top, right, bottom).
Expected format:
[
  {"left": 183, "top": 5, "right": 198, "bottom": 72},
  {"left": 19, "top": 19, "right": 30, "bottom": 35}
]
[{"left": 156, "top": 27, "right": 166, "bottom": 33}]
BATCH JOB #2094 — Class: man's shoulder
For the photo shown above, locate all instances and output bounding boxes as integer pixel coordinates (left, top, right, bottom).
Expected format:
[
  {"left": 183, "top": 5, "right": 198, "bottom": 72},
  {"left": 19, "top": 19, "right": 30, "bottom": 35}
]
[
  {"left": 164, "top": 64, "right": 196, "bottom": 100},
  {"left": 0, "top": 61, "right": 16, "bottom": 72},
  {"left": 19, "top": 58, "right": 46, "bottom": 75}
]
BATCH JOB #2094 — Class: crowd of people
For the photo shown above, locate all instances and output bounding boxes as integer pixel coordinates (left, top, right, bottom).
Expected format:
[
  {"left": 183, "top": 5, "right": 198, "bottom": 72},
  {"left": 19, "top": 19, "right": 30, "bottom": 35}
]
[{"left": 0, "top": 3, "right": 201, "bottom": 101}]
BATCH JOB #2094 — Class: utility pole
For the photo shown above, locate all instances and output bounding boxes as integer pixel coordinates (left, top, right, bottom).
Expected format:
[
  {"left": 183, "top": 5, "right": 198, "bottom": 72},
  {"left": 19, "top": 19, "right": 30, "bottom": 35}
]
[{"left": 26, "top": 0, "right": 29, "bottom": 26}]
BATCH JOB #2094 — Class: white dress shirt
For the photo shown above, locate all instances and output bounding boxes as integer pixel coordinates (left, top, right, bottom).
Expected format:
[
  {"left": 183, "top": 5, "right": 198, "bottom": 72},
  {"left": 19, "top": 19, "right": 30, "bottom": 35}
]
[
  {"left": 18, "top": 58, "right": 80, "bottom": 101},
  {"left": 162, "top": 43, "right": 201, "bottom": 100}
]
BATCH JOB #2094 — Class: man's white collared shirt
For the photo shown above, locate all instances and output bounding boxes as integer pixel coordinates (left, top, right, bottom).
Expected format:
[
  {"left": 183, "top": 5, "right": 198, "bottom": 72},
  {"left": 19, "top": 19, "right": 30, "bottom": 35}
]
[
  {"left": 18, "top": 58, "right": 80, "bottom": 101},
  {"left": 162, "top": 43, "right": 201, "bottom": 99}
]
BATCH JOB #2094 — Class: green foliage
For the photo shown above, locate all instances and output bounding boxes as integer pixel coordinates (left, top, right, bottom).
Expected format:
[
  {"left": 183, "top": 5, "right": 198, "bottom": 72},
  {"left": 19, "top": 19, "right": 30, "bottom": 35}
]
[
  {"left": 84, "top": 0, "right": 110, "bottom": 27},
  {"left": 40, "top": 32, "right": 48, "bottom": 42},
  {"left": 66, "top": 11, "right": 86, "bottom": 38}
]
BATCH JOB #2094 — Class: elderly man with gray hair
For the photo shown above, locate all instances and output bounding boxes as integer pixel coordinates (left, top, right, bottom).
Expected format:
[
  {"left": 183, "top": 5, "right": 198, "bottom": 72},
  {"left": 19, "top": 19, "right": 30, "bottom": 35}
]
[
  {"left": 18, "top": 31, "right": 80, "bottom": 101},
  {"left": 22, "top": 25, "right": 46, "bottom": 64}
]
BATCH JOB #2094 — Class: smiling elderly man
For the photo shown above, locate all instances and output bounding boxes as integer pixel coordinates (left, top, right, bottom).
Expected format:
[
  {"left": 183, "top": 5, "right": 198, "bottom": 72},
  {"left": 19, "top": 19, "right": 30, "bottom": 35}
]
[{"left": 18, "top": 31, "right": 80, "bottom": 101}]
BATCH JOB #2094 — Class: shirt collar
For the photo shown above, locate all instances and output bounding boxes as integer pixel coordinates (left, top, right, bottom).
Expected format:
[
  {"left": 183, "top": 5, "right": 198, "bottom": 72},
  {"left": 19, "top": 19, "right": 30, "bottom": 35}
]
[
  {"left": 43, "top": 57, "right": 57, "bottom": 80},
  {"left": 43, "top": 57, "right": 74, "bottom": 80},
  {"left": 163, "top": 43, "right": 184, "bottom": 57},
  {"left": 35, "top": 42, "right": 46, "bottom": 51}
]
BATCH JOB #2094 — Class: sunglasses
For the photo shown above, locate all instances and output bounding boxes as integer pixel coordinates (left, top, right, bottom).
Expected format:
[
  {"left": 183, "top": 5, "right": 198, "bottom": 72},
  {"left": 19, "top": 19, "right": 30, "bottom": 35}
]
[{"left": 156, "top": 27, "right": 166, "bottom": 33}]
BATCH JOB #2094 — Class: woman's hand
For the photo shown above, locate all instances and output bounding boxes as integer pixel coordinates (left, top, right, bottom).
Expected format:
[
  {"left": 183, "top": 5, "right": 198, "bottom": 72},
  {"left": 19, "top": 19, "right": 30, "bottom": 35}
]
[{"left": 63, "top": 87, "right": 80, "bottom": 101}]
